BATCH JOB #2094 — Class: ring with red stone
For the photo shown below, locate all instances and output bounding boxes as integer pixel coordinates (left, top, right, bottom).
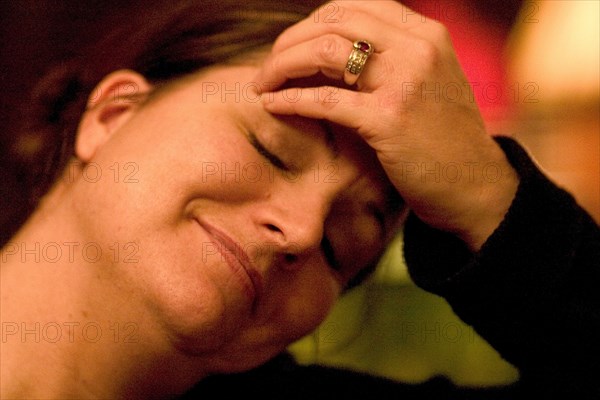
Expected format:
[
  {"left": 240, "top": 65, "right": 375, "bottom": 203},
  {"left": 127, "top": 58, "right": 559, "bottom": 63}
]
[{"left": 344, "top": 40, "right": 374, "bottom": 85}]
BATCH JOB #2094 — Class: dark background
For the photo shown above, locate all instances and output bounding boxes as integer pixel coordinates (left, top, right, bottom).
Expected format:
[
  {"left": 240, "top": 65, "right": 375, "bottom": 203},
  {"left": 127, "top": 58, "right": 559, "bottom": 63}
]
[
  {"left": 0, "top": 0, "right": 523, "bottom": 137},
  {"left": 0, "top": 0, "right": 165, "bottom": 137}
]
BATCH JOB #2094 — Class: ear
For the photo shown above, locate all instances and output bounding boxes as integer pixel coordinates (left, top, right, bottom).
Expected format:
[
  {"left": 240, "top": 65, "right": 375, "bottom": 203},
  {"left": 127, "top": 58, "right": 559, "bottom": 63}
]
[{"left": 75, "top": 69, "right": 152, "bottom": 162}]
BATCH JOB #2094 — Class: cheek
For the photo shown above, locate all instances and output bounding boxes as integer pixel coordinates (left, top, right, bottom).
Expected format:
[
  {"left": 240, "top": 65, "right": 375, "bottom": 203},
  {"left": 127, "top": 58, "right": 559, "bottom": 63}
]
[
  {"left": 325, "top": 212, "right": 381, "bottom": 282},
  {"left": 265, "top": 264, "right": 341, "bottom": 341},
  {"left": 67, "top": 133, "right": 266, "bottom": 352}
]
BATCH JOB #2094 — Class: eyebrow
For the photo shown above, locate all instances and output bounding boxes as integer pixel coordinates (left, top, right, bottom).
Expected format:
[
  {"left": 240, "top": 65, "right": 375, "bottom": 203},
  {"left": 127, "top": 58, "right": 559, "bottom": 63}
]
[{"left": 254, "top": 116, "right": 339, "bottom": 162}]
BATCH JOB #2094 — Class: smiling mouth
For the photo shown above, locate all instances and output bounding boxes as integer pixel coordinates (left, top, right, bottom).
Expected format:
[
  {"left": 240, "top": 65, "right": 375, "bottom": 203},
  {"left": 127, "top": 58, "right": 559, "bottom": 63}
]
[{"left": 195, "top": 219, "right": 263, "bottom": 309}]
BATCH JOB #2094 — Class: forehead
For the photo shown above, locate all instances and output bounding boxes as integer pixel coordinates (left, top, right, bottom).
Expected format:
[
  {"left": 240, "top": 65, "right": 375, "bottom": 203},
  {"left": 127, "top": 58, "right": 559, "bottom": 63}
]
[{"left": 163, "top": 64, "right": 403, "bottom": 212}]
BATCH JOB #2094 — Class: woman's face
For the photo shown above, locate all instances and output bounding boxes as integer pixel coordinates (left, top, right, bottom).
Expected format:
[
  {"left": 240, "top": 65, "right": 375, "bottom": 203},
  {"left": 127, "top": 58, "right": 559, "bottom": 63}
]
[{"left": 69, "top": 65, "right": 400, "bottom": 373}]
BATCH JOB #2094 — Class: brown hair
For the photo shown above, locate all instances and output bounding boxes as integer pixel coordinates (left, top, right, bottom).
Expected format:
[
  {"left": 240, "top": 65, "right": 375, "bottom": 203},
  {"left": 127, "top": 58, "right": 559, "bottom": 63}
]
[{"left": 1, "top": 0, "right": 324, "bottom": 244}]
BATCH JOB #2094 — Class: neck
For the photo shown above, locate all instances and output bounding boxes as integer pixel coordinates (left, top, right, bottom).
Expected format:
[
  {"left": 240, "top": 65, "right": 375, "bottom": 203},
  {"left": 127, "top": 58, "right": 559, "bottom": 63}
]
[{"left": 0, "top": 180, "right": 209, "bottom": 399}]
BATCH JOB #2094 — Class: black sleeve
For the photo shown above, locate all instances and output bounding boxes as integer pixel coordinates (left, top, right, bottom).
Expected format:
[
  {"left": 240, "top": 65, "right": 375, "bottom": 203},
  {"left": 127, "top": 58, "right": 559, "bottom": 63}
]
[
  {"left": 180, "top": 352, "right": 521, "bottom": 399},
  {"left": 403, "top": 136, "right": 600, "bottom": 397}
]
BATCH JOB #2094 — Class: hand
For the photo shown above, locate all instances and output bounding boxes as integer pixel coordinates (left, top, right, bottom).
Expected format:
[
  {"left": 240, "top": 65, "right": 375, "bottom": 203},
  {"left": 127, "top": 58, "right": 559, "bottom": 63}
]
[{"left": 255, "top": 0, "right": 518, "bottom": 250}]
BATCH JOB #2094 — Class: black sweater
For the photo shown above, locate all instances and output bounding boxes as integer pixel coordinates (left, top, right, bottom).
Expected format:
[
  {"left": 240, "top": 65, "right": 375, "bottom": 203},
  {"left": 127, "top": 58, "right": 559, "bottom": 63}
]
[{"left": 181, "top": 137, "right": 600, "bottom": 399}]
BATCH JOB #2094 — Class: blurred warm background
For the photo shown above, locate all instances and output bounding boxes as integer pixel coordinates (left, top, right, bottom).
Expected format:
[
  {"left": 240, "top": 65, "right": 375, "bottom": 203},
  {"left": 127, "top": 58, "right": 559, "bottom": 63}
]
[{"left": 1, "top": 0, "right": 598, "bottom": 390}]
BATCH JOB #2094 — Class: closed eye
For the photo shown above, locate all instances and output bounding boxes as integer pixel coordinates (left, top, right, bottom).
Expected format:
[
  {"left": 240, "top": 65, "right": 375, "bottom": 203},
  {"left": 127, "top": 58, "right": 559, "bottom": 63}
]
[{"left": 248, "top": 132, "right": 289, "bottom": 171}]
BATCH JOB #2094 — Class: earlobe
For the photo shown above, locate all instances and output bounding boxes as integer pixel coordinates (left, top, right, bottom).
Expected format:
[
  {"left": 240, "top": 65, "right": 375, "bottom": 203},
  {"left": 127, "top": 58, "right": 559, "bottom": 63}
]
[{"left": 75, "top": 69, "right": 152, "bottom": 162}]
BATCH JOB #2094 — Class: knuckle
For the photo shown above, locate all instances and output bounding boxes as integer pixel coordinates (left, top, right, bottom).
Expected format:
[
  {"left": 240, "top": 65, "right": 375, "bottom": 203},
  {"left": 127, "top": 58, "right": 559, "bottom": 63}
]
[
  {"left": 314, "top": 35, "right": 342, "bottom": 64},
  {"left": 429, "top": 21, "right": 451, "bottom": 43},
  {"left": 414, "top": 38, "right": 441, "bottom": 69}
]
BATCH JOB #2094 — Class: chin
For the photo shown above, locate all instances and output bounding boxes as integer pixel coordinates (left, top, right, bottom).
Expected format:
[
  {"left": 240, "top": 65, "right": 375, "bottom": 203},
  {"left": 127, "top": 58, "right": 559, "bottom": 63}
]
[
  {"left": 152, "top": 285, "right": 250, "bottom": 356},
  {"left": 206, "top": 319, "right": 315, "bottom": 375}
]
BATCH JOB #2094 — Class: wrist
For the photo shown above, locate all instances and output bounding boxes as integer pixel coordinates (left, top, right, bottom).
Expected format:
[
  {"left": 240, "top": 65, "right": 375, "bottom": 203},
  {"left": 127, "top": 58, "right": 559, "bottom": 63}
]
[{"left": 454, "top": 144, "right": 520, "bottom": 251}]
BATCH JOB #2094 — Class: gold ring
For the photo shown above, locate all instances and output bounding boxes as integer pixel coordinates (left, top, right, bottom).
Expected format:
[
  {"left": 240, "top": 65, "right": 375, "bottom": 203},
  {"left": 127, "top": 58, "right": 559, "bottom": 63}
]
[{"left": 344, "top": 40, "right": 374, "bottom": 85}]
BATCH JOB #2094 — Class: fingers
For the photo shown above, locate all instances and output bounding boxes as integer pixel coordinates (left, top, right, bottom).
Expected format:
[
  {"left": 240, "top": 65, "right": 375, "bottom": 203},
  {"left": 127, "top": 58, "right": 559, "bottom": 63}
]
[
  {"left": 271, "top": 3, "right": 382, "bottom": 55},
  {"left": 271, "top": 1, "right": 422, "bottom": 55},
  {"left": 257, "top": 34, "right": 354, "bottom": 91},
  {"left": 340, "top": 0, "right": 424, "bottom": 29},
  {"left": 262, "top": 86, "right": 373, "bottom": 135},
  {"left": 256, "top": 32, "right": 411, "bottom": 94},
  {"left": 255, "top": 1, "right": 433, "bottom": 92}
]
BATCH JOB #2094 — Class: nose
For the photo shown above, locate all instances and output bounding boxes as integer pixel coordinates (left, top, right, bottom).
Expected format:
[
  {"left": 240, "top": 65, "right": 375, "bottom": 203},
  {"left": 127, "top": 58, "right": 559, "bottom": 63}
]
[{"left": 253, "top": 189, "right": 330, "bottom": 264}]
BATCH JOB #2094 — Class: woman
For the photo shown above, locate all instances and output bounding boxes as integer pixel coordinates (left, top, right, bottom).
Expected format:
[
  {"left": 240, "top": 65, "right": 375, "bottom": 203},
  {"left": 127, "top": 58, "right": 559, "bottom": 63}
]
[{"left": 1, "top": 1, "right": 598, "bottom": 399}]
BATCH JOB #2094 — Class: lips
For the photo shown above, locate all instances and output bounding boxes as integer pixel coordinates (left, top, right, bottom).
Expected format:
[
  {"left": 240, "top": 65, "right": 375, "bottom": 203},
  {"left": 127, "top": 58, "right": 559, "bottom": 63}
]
[{"left": 195, "top": 219, "right": 263, "bottom": 308}]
